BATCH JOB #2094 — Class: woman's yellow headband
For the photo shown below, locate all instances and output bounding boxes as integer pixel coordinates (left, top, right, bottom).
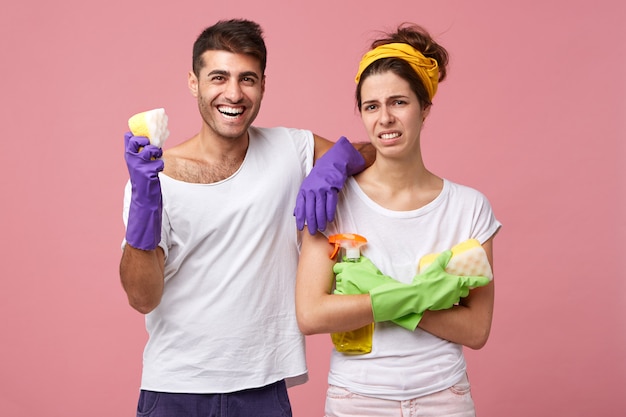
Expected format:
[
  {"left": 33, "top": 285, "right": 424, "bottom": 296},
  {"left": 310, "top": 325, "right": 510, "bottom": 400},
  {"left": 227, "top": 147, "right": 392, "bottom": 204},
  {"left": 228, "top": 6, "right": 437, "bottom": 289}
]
[{"left": 355, "top": 43, "right": 440, "bottom": 101}]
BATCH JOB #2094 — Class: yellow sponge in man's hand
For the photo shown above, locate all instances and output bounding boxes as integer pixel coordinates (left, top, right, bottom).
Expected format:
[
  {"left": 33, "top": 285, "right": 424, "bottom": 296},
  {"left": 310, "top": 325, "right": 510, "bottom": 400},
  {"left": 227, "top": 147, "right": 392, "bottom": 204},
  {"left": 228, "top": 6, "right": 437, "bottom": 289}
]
[
  {"left": 418, "top": 239, "right": 493, "bottom": 281},
  {"left": 128, "top": 108, "right": 170, "bottom": 148}
]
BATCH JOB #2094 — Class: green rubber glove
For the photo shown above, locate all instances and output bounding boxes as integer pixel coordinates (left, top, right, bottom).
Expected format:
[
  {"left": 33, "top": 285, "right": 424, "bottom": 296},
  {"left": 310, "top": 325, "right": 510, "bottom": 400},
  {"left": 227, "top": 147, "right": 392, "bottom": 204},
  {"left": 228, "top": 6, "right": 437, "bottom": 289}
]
[
  {"left": 333, "top": 257, "right": 422, "bottom": 328},
  {"left": 333, "top": 257, "right": 395, "bottom": 295},
  {"left": 369, "top": 250, "right": 491, "bottom": 330}
]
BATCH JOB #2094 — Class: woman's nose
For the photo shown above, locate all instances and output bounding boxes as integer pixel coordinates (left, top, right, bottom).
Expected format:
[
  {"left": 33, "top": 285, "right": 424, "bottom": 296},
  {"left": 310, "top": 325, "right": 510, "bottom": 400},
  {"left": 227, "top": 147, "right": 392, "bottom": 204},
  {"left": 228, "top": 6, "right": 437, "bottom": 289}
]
[{"left": 379, "top": 106, "right": 394, "bottom": 125}]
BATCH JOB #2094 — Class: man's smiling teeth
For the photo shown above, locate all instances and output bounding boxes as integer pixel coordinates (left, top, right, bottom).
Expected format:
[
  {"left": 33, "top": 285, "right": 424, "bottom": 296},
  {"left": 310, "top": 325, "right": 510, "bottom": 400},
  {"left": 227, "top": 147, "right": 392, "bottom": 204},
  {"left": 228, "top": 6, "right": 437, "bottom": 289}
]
[
  {"left": 380, "top": 132, "right": 400, "bottom": 139},
  {"left": 218, "top": 106, "right": 244, "bottom": 117}
]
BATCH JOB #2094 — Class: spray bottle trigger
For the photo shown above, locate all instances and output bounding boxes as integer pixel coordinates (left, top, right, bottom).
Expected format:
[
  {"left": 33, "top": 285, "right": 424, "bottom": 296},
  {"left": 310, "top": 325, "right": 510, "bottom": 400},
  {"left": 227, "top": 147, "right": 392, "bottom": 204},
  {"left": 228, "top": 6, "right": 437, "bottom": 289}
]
[{"left": 328, "top": 233, "right": 368, "bottom": 260}]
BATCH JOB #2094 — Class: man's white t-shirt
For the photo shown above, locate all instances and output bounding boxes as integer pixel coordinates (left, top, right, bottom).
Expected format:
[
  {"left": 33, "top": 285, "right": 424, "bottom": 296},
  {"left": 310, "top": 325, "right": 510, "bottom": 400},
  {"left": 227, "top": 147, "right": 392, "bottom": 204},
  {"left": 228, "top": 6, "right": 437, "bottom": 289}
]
[{"left": 123, "top": 126, "right": 314, "bottom": 393}]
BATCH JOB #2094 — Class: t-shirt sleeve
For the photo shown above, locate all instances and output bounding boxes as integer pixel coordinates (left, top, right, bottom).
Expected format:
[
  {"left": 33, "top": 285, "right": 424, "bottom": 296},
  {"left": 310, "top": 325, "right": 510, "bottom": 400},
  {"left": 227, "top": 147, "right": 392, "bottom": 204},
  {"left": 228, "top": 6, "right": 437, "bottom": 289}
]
[{"left": 471, "top": 191, "right": 502, "bottom": 244}]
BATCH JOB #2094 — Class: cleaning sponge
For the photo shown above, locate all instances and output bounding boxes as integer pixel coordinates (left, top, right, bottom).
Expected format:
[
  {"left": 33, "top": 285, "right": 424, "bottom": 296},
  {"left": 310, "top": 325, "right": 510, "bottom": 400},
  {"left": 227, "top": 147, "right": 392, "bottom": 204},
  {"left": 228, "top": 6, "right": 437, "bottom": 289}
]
[
  {"left": 418, "top": 239, "right": 493, "bottom": 282},
  {"left": 128, "top": 108, "right": 170, "bottom": 148}
]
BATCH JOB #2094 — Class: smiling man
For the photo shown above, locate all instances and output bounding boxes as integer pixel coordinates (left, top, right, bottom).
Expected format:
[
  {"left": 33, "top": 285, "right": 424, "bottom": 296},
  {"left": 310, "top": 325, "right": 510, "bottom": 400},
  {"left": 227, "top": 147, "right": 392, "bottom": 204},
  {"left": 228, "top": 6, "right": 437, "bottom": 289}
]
[{"left": 119, "top": 19, "right": 370, "bottom": 417}]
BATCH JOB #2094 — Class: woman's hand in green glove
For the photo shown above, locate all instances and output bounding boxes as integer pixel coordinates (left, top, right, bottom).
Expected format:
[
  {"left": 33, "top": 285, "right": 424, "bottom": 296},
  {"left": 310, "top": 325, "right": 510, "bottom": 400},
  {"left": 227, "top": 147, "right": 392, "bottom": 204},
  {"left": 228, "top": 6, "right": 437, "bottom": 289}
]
[
  {"left": 333, "top": 256, "right": 395, "bottom": 295},
  {"left": 413, "top": 250, "right": 491, "bottom": 311},
  {"left": 369, "top": 251, "right": 491, "bottom": 330}
]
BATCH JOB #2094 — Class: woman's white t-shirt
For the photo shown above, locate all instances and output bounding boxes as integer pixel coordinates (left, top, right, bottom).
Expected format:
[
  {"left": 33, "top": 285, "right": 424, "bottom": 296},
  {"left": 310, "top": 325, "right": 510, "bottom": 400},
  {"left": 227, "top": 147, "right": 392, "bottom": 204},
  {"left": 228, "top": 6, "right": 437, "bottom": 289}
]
[{"left": 325, "top": 177, "right": 501, "bottom": 401}]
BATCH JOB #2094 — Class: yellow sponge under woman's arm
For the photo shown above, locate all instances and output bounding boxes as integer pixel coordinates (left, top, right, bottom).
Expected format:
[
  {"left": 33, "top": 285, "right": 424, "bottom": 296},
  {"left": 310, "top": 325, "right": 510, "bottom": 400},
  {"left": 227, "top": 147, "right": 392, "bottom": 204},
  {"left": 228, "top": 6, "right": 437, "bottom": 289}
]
[
  {"left": 418, "top": 238, "right": 493, "bottom": 281},
  {"left": 128, "top": 108, "right": 170, "bottom": 148}
]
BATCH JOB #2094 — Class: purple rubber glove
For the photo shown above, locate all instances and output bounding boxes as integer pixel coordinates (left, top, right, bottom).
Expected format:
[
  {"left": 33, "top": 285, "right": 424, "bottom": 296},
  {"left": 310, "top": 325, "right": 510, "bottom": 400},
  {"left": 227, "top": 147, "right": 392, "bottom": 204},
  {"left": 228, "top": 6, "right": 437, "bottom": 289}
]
[
  {"left": 295, "top": 136, "right": 365, "bottom": 234},
  {"left": 124, "top": 132, "right": 164, "bottom": 250}
]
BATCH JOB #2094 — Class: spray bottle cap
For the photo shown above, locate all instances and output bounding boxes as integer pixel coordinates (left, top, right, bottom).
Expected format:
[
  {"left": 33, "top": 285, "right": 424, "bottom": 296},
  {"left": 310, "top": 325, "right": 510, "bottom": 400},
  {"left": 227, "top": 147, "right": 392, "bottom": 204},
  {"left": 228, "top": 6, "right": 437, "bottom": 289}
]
[{"left": 328, "top": 233, "right": 368, "bottom": 260}]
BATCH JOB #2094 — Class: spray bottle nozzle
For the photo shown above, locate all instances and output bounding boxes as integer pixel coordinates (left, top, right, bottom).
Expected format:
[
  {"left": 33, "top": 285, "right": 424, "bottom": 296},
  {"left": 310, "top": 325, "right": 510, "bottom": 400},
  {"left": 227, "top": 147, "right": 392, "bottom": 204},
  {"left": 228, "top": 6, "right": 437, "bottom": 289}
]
[{"left": 328, "top": 233, "right": 368, "bottom": 261}]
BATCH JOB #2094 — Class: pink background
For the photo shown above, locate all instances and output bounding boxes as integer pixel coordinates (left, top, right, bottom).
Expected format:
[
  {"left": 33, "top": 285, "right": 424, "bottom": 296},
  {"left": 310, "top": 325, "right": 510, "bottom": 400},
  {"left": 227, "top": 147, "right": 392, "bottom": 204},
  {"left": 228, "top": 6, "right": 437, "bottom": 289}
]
[{"left": 1, "top": 1, "right": 624, "bottom": 416}]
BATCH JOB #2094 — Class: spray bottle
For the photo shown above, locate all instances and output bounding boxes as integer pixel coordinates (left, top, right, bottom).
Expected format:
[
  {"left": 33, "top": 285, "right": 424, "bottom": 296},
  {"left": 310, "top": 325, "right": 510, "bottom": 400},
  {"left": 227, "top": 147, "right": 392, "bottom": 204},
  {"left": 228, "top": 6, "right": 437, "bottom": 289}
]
[{"left": 328, "top": 233, "right": 373, "bottom": 355}]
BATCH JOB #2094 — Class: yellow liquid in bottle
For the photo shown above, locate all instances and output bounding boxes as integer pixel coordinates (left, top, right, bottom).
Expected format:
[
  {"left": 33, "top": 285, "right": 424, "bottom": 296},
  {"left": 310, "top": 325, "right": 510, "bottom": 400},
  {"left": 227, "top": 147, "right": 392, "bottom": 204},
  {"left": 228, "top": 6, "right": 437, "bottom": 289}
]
[{"left": 331, "top": 323, "right": 373, "bottom": 354}]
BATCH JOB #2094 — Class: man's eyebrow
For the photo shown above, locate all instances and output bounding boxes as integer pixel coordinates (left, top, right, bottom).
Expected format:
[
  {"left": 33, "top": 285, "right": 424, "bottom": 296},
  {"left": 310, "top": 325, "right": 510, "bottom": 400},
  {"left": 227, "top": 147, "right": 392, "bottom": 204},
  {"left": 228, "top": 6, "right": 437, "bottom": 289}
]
[
  {"left": 207, "top": 69, "right": 229, "bottom": 77},
  {"left": 239, "top": 71, "right": 260, "bottom": 79},
  {"left": 205, "top": 70, "right": 260, "bottom": 79}
]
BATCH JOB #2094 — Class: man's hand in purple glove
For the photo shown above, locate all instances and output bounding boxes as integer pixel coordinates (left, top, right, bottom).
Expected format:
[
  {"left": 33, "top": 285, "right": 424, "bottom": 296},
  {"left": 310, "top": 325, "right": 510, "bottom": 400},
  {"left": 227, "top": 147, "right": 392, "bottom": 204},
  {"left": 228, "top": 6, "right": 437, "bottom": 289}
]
[
  {"left": 294, "top": 136, "right": 366, "bottom": 234},
  {"left": 124, "top": 132, "right": 164, "bottom": 251}
]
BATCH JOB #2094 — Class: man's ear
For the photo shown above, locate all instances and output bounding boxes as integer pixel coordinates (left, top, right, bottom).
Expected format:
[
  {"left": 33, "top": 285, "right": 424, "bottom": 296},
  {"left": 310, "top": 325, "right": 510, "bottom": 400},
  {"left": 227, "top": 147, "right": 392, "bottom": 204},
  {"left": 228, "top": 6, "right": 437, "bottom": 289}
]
[{"left": 188, "top": 71, "right": 199, "bottom": 97}]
